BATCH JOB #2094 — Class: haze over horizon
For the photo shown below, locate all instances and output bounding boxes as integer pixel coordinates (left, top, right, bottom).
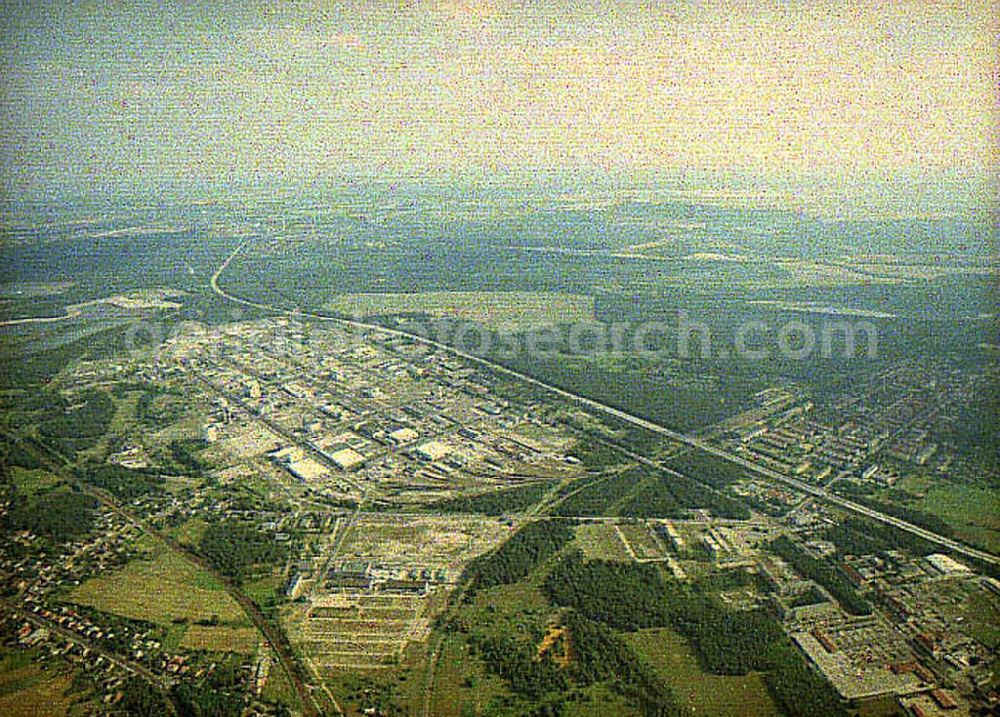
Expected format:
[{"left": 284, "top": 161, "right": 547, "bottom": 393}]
[{"left": 1, "top": 1, "right": 997, "bottom": 213}]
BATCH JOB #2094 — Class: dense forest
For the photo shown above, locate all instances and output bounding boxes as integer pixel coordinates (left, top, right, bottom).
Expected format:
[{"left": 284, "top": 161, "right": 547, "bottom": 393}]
[
  {"left": 822, "top": 517, "right": 936, "bottom": 557},
  {"left": 665, "top": 451, "right": 747, "bottom": 490},
  {"left": 542, "top": 550, "right": 849, "bottom": 717},
  {"left": 77, "top": 463, "right": 165, "bottom": 500},
  {"left": 198, "top": 520, "right": 290, "bottom": 583},
  {"left": 35, "top": 389, "right": 116, "bottom": 458},
  {"left": 2, "top": 488, "right": 98, "bottom": 544},
  {"left": 462, "top": 520, "right": 574, "bottom": 595},
  {"left": 545, "top": 552, "right": 674, "bottom": 630},
  {"left": 549, "top": 469, "right": 646, "bottom": 517}
]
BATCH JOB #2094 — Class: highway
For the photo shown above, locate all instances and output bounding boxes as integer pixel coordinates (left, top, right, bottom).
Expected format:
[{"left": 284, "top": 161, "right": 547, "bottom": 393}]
[{"left": 210, "top": 242, "right": 1000, "bottom": 568}]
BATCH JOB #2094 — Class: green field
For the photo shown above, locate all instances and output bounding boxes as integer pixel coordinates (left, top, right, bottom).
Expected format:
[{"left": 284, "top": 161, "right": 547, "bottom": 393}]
[
  {"left": 9, "top": 467, "right": 62, "bottom": 497},
  {"left": 916, "top": 483, "right": 1000, "bottom": 553},
  {"left": 324, "top": 291, "right": 595, "bottom": 332},
  {"left": 167, "top": 517, "right": 210, "bottom": 547},
  {"left": 962, "top": 588, "right": 1000, "bottom": 650},
  {"left": 626, "top": 627, "right": 782, "bottom": 717},
  {"left": 67, "top": 537, "right": 247, "bottom": 626}
]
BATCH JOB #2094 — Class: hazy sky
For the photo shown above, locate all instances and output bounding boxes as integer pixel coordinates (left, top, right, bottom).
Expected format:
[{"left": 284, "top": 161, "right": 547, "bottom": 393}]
[{"left": 1, "top": 1, "right": 996, "bottom": 197}]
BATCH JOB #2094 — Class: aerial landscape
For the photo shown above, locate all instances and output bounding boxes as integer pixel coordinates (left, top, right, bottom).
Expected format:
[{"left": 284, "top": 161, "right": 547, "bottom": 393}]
[{"left": 0, "top": 2, "right": 997, "bottom": 717}]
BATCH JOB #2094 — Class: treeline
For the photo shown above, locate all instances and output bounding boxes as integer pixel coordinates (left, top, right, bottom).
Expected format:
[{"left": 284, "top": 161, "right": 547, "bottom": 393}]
[
  {"left": 427, "top": 482, "right": 549, "bottom": 515},
  {"left": 198, "top": 520, "right": 289, "bottom": 583},
  {"left": 3, "top": 488, "right": 98, "bottom": 543},
  {"left": 770, "top": 536, "right": 871, "bottom": 616},
  {"left": 462, "top": 520, "right": 574, "bottom": 594}
]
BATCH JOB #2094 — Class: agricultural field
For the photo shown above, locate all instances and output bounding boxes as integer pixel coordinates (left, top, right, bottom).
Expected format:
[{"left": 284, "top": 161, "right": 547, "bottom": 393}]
[
  {"left": 0, "top": 650, "right": 80, "bottom": 717},
  {"left": 66, "top": 537, "right": 246, "bottom": 627},
  {"left": 288, "top": 593, "right": 428, "bottom": 672},
  {"left": 180, "top": 625, "right": 261, "bottom": 654},
  {"left": 323, "top": 291, "right": 595, "bottom": 332},
  {"left": 626, "top": 627, "right": 782, "bottom": 717}
]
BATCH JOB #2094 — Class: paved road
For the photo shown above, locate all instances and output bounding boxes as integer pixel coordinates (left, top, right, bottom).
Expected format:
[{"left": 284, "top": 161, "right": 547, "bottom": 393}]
[{"left": 211, "top": 243, "right": 999, "bottom": 568}]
